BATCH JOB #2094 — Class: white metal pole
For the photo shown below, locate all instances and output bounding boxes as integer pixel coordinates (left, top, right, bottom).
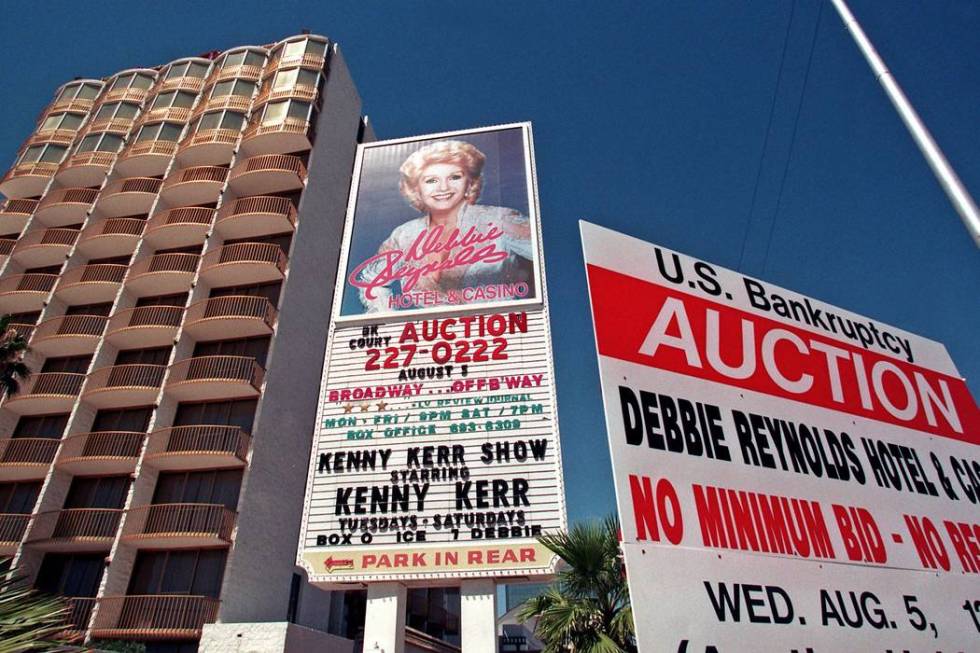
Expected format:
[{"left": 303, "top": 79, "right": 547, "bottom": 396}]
[{"left": 829, "top": 0, "right": 980, "bottom": 248}]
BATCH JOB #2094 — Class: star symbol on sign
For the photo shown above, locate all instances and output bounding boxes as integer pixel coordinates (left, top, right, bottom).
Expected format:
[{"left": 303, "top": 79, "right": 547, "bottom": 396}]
[
  {"left": 376, "top": 401, "right": 388, "bottom": 411},
  {"left": 360, "top": 403, "right": 371, "bottom": 412},
  {"left": 342, "top": 403, "right": 354, "bottom": 413}
]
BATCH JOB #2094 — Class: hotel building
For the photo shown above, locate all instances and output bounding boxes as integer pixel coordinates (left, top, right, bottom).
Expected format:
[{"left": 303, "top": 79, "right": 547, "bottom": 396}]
[{"left": 0, "top": 33, "right": 368, "bottom": 651}]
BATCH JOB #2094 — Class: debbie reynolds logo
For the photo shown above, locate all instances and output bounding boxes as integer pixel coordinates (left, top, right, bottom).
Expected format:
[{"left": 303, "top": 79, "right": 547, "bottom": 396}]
[{"left": 342, "top": 128, "right": 538, "bottom": 316}]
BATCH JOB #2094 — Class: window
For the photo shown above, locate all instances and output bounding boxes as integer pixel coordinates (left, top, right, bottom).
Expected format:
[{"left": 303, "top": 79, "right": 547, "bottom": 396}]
[
  {"left": 35, "top": 554, "right": 106, "bottom": 597},
  {"left": 279, "top": 38, "right": 326, "bottom": 61},
  {"left": 210, "top": 79, "right": 255, "bottom": 99},
  {"left": 41, "top": 356, "right": 91, "bottom": 374},
  {"left": 165, "top": 61, "right": 209, "bottom": 80},
  {"left": 134, "top": 122, "right": 183, "bottom": 143},
  {"left": 221, "top": 50, "right": 264, "bottom": 70},
  {"left": 114, "top": 346, "right": 171, "bottom": 366},
  {"left": 153, "top": 470, "right": 242, "bottom": 510},
  {"left": 92, "top": 102, "right": 139, "bottom": 124},
  {"left": 0, "top": 481, "right": 42, "bottom": 514},
  {"left": 74, "top": 133, "right": 123, "bottom": 154},
  {"left": 210, "top": 281, "right": 281, "bottom": 306},
  {"left": 91, "top": 407, "right": 152, "bottom": 433},
  {"left": 55, "top": 82, "right": 101, "bottom": 103},
  {"left": 193, "top": 335, "right": 270, "bottom": 367},
  {"left": 18, "top": 143, "right": 67, "bottom": 165},
  {"left": 64, "top": 476, "right": 130, "bottom": 509},
  {"left": 135, "top": 293, "right": 188, "bottom": 308},
  {"left": 271, "top": 68, "right": 318, "bottom": 91},
  {"left": 110, "top": 72, "right": 154, "bottom": 92},
  {"left": 174, "top": 399, "right": 257, "bottom": 434},
  {"left": 260, "top": 100, "right": 310, "bottom": 126},
  {"left": 64, "top": 302, "right": 112, "bottom": 317},
  {"left": 38, "top": 112, "right": 85, "bottom": 133},
  {"left": 192, "top": 110, "right": 245, "bottom": 133},
  {"left": 128, "top": 549, "right": 227, "bottom": 597},
  {"left": 151, "top": 90, "right": 196, "bottom": 111}
]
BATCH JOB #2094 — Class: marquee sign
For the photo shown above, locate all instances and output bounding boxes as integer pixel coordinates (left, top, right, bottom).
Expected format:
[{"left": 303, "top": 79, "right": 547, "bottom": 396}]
[
  {"left": 582, "top": 222, "right": 980, "bottom": 651},
  {"left": 298, "top": 124, "right": 566, "bottom": 585}
]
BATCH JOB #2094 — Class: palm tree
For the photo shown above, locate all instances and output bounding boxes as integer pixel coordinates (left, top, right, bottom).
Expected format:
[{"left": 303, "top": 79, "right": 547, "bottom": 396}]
[
  {"left": 0, "top": 315, "right": 31, "bottom": 398},
  {"left": 518, "top": 516, "right": 636, "bottom": 653},
  {"left": 0, "top": 559, "right": 71, "bottom": 653}
]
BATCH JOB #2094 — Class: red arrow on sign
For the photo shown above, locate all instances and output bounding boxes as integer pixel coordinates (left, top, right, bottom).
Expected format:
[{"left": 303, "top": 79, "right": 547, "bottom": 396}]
[{"left": 324, "top": 556, "right": 354, "bottom": 573}]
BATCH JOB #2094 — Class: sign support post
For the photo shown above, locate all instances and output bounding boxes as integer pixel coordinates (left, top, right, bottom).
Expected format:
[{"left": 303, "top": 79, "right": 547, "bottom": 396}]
[
  {"left": 460, "top": 579, "right": 497, "bottom": 653},
  {"left": 363, "top": 582, "right": 407, "bottom": 653}
]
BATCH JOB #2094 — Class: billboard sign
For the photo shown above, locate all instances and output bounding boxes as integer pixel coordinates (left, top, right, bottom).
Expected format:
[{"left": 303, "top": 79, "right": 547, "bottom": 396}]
[
  {"left": 298, "top": 125, "right": 566, "bottom": 585},
  {"left": 335, "top": 124, "right": 541, "bottom": 320},
  {"left": 582, "top": 221, "right": 980, "bottom": 651}
]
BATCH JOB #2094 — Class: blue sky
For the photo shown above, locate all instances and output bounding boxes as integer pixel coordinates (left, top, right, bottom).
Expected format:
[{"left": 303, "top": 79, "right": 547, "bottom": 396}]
[{"left": 1, "top": 0, "right": 977, "bottom": 525}]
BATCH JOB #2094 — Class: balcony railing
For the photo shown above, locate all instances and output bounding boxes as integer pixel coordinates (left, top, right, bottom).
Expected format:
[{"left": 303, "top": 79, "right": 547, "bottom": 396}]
[
  {"left": 78, "top": 217, "right": 146, "bottom": 253},
  {"left": 102, "top": 86, "right": 151, "bottom": 104},
  {"left": 0, "top": 437, "right": 61, "bottom": 465},
  {"left": 152, "top": 76, "right": 207, "bottom": 95},
  {"left": 229, "top": 154, "right": 307, "bottom": 189},
  {"left": 55, "top": 264, "right": 127, "bottom": 304},
  {"left": 123, "top": 503, "right": 236, "bottom": 542},
  {"left": 63, "top": 597, "right": 96, "bottom": 638},
  {"left": 128, "top": 252, "right": 199, "bottom": 281},
  {"left": 187, "top": 295, "right": 276, "bottom": 329},
  {"left": 12, "top": 228, "right": 80, "bottom": 261},
  {"left": 91, "top": 595, "right": 220, "bottom": 639},
  {"left": 139, "top": 105, "right": 192, "bottom": 125},
  {"left": 27, "top": 508, "right": 120, "bottom": 544},
  {"left": 58, "top": 431, "right": 145, "bottom": 474},
  {"left": 36, "top": 187, "right": 99, "bottom": 220},
  {"left": 119, "top": 139, "right": 179, "bottom": 162},
  {"left": 6, "top": 373, "right": 84, "bottom": 405},
  {"left": 85, "top": 364, "right": 166, "bottom": 393},
  {"left": 254, "top": 83, "right": 318, "bottom": 106},
  {"left": 31, "top": 315, "right": 107, "bottom": 355},
  {"left": 202, "top": 242, "right": 287, "bottom": 273},
  {"left": 25, "top": 130, "right": 77, "bottom": 148},
  {"left": 145, "top": 207, "right": 215, "bottom": 239},
  {"left": 266, "top": 51, "right": 326, "bottom": 72},
  {"left": 215, "top": 196, "right": 296, "bottom": 238},
  {"left": 108, "top": 305, "right": 184, "bottom": 333},
  {"left": 162, "top": 165, "right": 228, "bottom": 188},
  {"left": 167, "top": 356, "right": 264, "bottom": 395},
  {"left": 178, "top": 128, "right": 240, "bottom": 150},
  {"left": 192, "top": 95, "right": 251, "bottom": 118},
  {"left": 86, "top": 114, "right": 138, "bottom": 134},
  {"left": 0, "top": 273, "right": 58, "bottom": 303},
  {"left": 0, "top": 513, "right": 31, "bottom": 545},
  {"left": 101, "top": 176, "right": 163, "bottom": 198},
  {"left": 0, "top": 198, "right": 39, "bottom": 219},
  {"left": 59, "top": 150, "right": 116, "bottom": 173},
  {"left": 209, "top": 63, "right": 264, "bottom": 84},
  {"left": 9, "top": 322, "right": 36, "bottom": 341},
  {"left": 147, "top": 425, "right": 250, "bottom": 467},
  {"left": 243, "top": 117, "right": 311, "bottom": 141},
  {"left": 0, "top": 238, "right": 14, "bottom": 257}
]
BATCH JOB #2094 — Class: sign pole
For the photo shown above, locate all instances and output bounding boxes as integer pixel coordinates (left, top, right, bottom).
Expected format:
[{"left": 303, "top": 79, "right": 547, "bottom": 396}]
[
  {"left": 829, "top": 0, "right": 980, "bottom": 247},
  {"left": 460, "top": 579, "right": 498, "bottom": 653},
  {"left": 363, "top": 583, "right": 406, "bottom": 653}
]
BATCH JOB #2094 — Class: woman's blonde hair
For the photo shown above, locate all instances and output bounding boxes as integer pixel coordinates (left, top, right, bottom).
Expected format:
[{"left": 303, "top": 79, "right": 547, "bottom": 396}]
[{"left": 399, "top": 140, "right": 486, "bottom": 212}]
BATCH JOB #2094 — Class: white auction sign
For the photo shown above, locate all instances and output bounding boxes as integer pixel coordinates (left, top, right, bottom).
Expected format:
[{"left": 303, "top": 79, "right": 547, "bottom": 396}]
[
  {"left": 582, "top": 222, "right": 980, "bottom": 652},
  {"left": 297, "top": 124, "right": 566, "bottom": 586}
]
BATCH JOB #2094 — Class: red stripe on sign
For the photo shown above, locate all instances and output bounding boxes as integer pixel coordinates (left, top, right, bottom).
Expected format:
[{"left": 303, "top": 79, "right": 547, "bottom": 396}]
[{"left": 587, "top": 265, "right": 980, "bottom": 444}]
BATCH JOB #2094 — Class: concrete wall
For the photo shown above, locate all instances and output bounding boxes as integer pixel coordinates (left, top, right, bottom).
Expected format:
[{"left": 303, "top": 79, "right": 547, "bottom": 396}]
[
  {"left": 216, "top": 44, "right": 364, "bottom": 626},
  {"left": 200, "top": 622, "right": 355, "bottom": 653}
]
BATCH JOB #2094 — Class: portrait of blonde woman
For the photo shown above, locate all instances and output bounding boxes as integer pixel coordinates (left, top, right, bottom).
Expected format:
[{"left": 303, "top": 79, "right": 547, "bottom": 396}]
[{"left": 347, "top": 136, "right": 536, "bottom": 313}]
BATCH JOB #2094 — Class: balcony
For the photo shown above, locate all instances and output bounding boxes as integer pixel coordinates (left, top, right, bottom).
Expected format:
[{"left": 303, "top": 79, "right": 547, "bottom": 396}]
[
  {"left": 25, "top": 130, "right": 78, "bottom": 150},
  {"left": 56, "top": 431, "right": 145, "bottom": 475},
  {"left": 105, "top": 305, "right": 183, "bottom": 349},
  {"left": 77, "top": 217, "right": 145, "bottom": 258},
  {"left": 254, "top": 83, "right": 318, "bottom": 108},
  {"left": 0, "top": 273, "right": 58, "bottom": 314},
  {"left": 228, "top": 154, "right": 306, "bottom": 196},
  {"left": 185, "top": 295, "right": 276, "bottom": 341},
  {"left": 82, "top": 364, "right": 166, "bottom": 409},
  {"left": 143, "top": 207, "right": 214, "bottom": 249},
  {"left": 122, "top": 503, "right": 235, "bottom": 548},
  {"left": 48, "top": 90, "right": 100, "bottom": 115},
  {"left": 91, "top": 595, "right": 219, "bottom": 640},
  {"left": 176, "top": 129, "right": 239, "bottom": 167},
  {"left": 55, "top": 151, "right": 116, "bottom": 188},
  {"left": 103, "top": 84, "right": 152, "bottom": 105},
  {"left": 0, "top": 160, "right": 61, "bottom": 199},
  {"left": 26, "top": 508, "right": 122, "bottom": 551},
  {"left": 10, "top": 228, "right": 79, "bottom": 267},
  {"left": 166, "top": 356, "right": 264, "bottom": 401},
  {"left": 63, "top": 597, "right": 96, "bottom": 641},
  {"left": 139, "top": 105, "right": 192, "bottom": 125},
  {"left": 0, "top": 438, "right": 61, "bottom": 480},
  {"left": 125, "top": 253, "right": 199, "bottom": 296},
  {"left": 86, "top": 113, "right": 139, "bottom": 135},
  {"left": 240, "top": 118, "right": 313, "bottom": 156},
  {"left": 0, "top": 514, "right": 31, "bottom": 554},
  {"left": 153, "top": 75, "right": 207, "bottom": 96},
  {"left": 115, "top": 140, "right": 179, "bottom": 177},
  {"left": 9, "top": 322, "right": 36, "bottom": 342},
  {"left": 2, "top": 373, "right": 84, "bottom": 415},
  {"left": 30, "top": 314, "right": 107, "bottom": 357},
  {"left": 0, "top": 237, "right": 14, "bottom": 259},
  {"left": 145, "top": 425, "right": 250, "bottom": 471},
  {"left": 159, "top": 166, "right": 228, "bottom": 206},
  {"left": 0, "top": 198, "right": 39, "bottom": 231},
  {"left": 267, "top": 49, "right": 326, "bottom": 73},
  {"left": 55, "top": 264, "right": 127, "bottom": 305},
  {"left": 35, "top": 188, "right": 98, "bottom": 226},
  {"left": 215, "top": 196, "right": 296, "bottom": 240},
  {"left": 210, "top": 62, "right": 264, "bottom": 85},
  {"left": 199, "top": 243, "right": 286, "bottom": 287},
  {"left": 97, "top": 177, "right": 162, "bottom": 217},
  {"left": 191, "top": 95, "right": 251, "bottom": 119}
]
